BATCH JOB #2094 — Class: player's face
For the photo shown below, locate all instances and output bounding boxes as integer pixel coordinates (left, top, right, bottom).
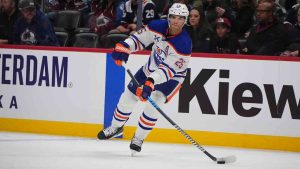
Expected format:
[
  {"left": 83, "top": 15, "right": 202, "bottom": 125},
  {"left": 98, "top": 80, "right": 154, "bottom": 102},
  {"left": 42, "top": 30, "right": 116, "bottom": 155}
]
[
  {"left": 169, "top": 14, "right": 185, "bottom": 33},
  {"left": 189, "top": 9, "right": 200, "bottom": 27}
]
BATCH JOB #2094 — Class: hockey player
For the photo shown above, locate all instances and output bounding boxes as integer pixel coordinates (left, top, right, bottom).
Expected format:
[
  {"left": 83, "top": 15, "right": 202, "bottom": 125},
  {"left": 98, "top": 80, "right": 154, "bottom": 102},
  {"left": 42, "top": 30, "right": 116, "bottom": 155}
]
[{"left": 98, "top": 3, "right": 192, "bottom": 154}]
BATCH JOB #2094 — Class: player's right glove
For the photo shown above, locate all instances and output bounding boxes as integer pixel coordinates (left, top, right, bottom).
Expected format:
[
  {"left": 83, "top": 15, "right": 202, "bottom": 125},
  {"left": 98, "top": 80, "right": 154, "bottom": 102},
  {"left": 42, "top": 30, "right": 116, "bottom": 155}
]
[
  {"left": 136, "top": 79, "right": 154, "bottom": 102},
  {"left": 112, "top": 42, "right": 131, "bottom": 66}
]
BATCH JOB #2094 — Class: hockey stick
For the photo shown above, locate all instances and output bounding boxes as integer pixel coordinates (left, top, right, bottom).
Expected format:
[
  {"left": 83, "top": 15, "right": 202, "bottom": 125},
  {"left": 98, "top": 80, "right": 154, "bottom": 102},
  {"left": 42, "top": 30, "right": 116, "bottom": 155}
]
[{"left": 123, "top": 65, "right": 236, "bottom": 164}]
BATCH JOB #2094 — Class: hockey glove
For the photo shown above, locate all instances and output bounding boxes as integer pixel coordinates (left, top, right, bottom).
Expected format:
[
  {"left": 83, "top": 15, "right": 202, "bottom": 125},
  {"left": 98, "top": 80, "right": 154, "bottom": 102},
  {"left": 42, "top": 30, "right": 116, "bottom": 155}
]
[
  {"left": 112, "top": 42, "right": 131, "bottom": 66},
  {"left": 136, "top": 79, "right": 154, "bottom": 102}
]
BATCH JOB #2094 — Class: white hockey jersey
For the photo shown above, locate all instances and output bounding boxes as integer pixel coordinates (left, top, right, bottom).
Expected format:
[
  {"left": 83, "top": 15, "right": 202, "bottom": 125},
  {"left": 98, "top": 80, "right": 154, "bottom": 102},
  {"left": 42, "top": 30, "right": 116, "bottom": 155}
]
[{"left": 124, "top": 19, "right": 192, "bottom": 85}]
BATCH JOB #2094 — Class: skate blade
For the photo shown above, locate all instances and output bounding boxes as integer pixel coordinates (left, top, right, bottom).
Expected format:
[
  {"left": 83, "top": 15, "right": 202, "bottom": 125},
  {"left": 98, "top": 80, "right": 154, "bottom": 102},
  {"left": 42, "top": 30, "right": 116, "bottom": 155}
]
[
  {"left": 112, "top": 132, "right": 123, "bottom": 138},
  {"left": 131, "top": 150, "right": 138, "bottom": 157}
]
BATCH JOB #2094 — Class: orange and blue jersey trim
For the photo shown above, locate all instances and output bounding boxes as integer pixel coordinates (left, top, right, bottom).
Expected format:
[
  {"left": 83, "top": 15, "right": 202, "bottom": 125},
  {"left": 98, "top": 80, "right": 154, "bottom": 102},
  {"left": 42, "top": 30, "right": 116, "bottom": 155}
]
[
  {"left": 113, "top": 108, "right": 131, "bottom": 122},
  {"left": 167, "top": 41, "right": 191, "bottom": 57},
  {"left": 131, "top": 34, "right": 146, "bottom": 51},
  {"left": 166, "top": 83, "right": 181, "bottom": 103},
  {"left": 138, "top": 112, "right": 157, "bottom": 130}
]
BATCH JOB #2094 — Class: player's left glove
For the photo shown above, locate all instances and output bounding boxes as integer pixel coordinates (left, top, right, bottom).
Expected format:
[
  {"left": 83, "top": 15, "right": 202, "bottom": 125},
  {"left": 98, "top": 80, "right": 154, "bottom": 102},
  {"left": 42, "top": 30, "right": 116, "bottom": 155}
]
[
  {"left": 136, "top": 78, "right": 154, "bottom": 102},
  {"left": 112, "top": 41, "right": 131, "bottom": 66}
]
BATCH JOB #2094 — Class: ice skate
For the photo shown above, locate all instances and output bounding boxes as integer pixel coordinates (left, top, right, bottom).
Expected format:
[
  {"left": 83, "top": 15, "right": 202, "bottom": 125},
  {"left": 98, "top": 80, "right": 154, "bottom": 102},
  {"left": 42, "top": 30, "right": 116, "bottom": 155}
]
[
  {"left": 97, "top": 126, "right": 123, "bottom": 140},
  {"left": 130, "top": 136, "right": 144, "bottom": 156}
]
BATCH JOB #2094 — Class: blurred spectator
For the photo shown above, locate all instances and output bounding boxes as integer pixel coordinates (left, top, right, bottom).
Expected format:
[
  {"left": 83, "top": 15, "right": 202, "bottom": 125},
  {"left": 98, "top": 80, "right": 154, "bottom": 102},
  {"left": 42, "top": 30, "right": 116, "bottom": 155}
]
[
  {"left": 89, "top": 0, "right": 125, "bottom": 36},
  {"left": 280, "top": 49, "right": 299, "bottom": 57},
  {"left": 285, "top": 3, "right": 300, "bottom": 25},
  {"left": 234, "top": 0, "right": 255, "bottom": 38},
  {"left": 192, "top": 0, "right": 203, "bottom": 10},
  {"left": 295, "top": 7, "right": 300, "bottom": 31},
  {"left": 46, "top": 0, "right": 65, "bottom": 11},
  {"left": 203, "top": 0, "right": 235, "bottom": 27},
  {"left": 243, "top": 1, "right": 288, "bottom": 55},
  {"left": 258, "top": 0, "right": 286, "bottom": 22},
  {"left": 186, "top": 7, "right": 216, "bottom": 52},
  {"left": 214, "top": 17, "right": 240, "bottom": 54},
  {"left": 111, "top": 0, "right": 158, "bottom": 35},
  {"left": 284, "top": 0, "right": 297, "bottom": 11},
  {"left": 13, "top": 0, "right": 59, "bottom": 46},
  {"left": 283, "top": 22, "right": 300, "bottom": 51},
  {"left": 47, "top": 0, "right": 90, "bottom": 12},
  {"left": 0, "top": 0, "right": 21, "bottom": 44}
]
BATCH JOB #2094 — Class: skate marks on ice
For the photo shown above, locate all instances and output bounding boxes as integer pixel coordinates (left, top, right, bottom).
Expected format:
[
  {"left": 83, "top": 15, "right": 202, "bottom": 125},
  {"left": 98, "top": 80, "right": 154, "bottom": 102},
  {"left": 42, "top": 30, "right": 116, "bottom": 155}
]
[{"left": 0, "top": 132, "right": 300, "bottom": 169}]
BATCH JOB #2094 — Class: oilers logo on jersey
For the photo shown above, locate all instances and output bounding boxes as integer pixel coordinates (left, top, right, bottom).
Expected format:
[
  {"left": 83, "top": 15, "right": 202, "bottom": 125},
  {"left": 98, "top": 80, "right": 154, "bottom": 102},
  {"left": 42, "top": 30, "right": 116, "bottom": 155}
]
[{"left": 153, "top": 46, "right": 167, "bottom": 66}]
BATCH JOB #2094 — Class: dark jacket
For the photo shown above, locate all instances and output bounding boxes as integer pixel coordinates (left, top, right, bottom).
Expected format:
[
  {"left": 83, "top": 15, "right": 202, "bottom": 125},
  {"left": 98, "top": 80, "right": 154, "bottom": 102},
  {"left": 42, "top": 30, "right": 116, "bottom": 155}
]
[
  {"left": 186, "top": 24, "right": 216, "bottom": 53},
  {"left": 235, "top": 5, "right": 254, "bottom": 38},
  {"left": 245, "top": 19, "right": 288, "bottom": 55},
  {"left": 0, "top": 9, "right": 21, "bottom": 43},
  {"left": 215, "top": 33, "right": 240, "bottom": 54},
  {"left": 13, "top": 10, "right": 59, "bottom": 46}
]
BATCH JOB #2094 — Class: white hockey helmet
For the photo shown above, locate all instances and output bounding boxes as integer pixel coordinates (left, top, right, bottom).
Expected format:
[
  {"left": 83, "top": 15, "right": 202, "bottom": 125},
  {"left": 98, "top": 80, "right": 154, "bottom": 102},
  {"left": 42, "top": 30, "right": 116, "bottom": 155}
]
[{"left": 168, "top": 3, "right": 189, "bottom": 24}]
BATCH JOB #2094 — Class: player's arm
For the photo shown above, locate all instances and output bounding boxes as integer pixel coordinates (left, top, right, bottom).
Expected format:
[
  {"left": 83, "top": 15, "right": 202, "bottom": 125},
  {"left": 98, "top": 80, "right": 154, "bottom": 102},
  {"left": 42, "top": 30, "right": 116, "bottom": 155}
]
[{"left": 111, "top": 22, "right": 156, "bottom": 66}]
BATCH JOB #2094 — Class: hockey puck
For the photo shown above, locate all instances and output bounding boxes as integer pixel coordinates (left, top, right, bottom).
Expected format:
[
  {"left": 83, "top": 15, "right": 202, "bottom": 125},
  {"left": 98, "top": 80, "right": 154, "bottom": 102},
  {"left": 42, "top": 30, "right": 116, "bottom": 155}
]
[{"left": 217, "top": 161, "right": 225, "bottom": 164}]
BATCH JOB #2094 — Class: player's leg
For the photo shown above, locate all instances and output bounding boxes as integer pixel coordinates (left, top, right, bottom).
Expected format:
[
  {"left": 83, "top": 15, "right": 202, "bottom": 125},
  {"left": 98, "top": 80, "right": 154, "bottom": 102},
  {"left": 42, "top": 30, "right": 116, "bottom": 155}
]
[
  {"left": 98, "top": 67, "right": 147, "bottom": 140},
  {"left": 98, "top": 89, "right": 139, "bottom": 140},
  {"left": 130, "top": 91, "right": 165, "bottom": 152},
  {"left": 130, "top": 80, "right": 181, "bottom": 152}
]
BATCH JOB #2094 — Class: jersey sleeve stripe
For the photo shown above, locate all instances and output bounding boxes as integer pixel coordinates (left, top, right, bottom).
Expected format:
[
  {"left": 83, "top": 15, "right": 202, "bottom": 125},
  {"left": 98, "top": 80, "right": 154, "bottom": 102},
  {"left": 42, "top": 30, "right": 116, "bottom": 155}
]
[
  {"left": 173, "top": 74, "right": 186, "bottom": 78},
  {"left": 129, "top": 37, "right": 138, "bottom": 51},
  {"left": 166, "top": 83, "right": 181, "bottom": 103},
  {"left": 159, "top": 67, "right": 170, "bottom": 81},
  {"left": 177, "top": 69, "right": 187, "bottom": 74},
  {"left": 159, "top": 65, "right": 174, "bottom": 79},
  {"left": 131, "top": 34, "right": 146, "bottom": 49}
]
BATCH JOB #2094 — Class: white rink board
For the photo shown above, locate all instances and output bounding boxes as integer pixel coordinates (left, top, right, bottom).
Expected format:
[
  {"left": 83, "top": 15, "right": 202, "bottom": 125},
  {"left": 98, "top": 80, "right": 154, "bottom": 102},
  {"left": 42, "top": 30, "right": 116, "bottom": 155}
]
[
  {"left": 125, "top": 54, "right": 300, "bottom": 137},
  {"left": 0, "top": 48, "right": 106, "bottom": 124}
]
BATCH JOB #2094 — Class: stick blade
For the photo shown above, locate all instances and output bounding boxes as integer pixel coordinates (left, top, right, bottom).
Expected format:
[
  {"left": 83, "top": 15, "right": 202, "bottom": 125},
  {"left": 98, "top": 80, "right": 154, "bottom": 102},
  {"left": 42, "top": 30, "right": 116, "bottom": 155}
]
[{"left": 217, "top": 155, "right": 237, "bottom": 164}]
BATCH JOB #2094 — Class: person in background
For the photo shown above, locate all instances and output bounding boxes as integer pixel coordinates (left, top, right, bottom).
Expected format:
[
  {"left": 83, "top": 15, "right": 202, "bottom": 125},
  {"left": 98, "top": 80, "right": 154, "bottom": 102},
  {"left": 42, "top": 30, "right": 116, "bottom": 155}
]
[
  {"left": 186, "top": 7, "right": 216, "bottom": 52},
  {"left": 214, "top": 17, "right": 240, "bottom": 54},
  {"left": 234, "top": 0, "right": 255, "bottom": 38},
  {"left": 243, "top": 1, "right": 288, "bottom": 55},
  {"left": 0, "top": 0, "right": 21, "bottom": 44},
  {"left": 111, "top": 0, "right": 158, "bottom": 35},
  {"left": 203, "top": 0, "right": 235, "bottom": 27},
  {"left": 89, "top": 0, "right": 125, "bottom": 37},
  {"left": 283, "top": 0, "right": 297, "bottom": 11},
  {"left": 13, "top": 0, "right": 59, "bottom": 46},
  {"left": 280, "top": 49, "right": 300, "bottom": 57},
  {"left": 257, "top": 0, "right": 286, "bottom": 22},
  {"left": 47, "top": 0, "right": 90, "bottom": 12}
]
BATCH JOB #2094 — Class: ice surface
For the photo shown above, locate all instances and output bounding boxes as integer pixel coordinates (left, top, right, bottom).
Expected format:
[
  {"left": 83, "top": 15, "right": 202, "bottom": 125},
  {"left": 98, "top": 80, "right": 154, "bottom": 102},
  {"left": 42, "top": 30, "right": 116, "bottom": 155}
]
[{"left": 0, "top": 132, "right": 299, "bottom": 169}]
